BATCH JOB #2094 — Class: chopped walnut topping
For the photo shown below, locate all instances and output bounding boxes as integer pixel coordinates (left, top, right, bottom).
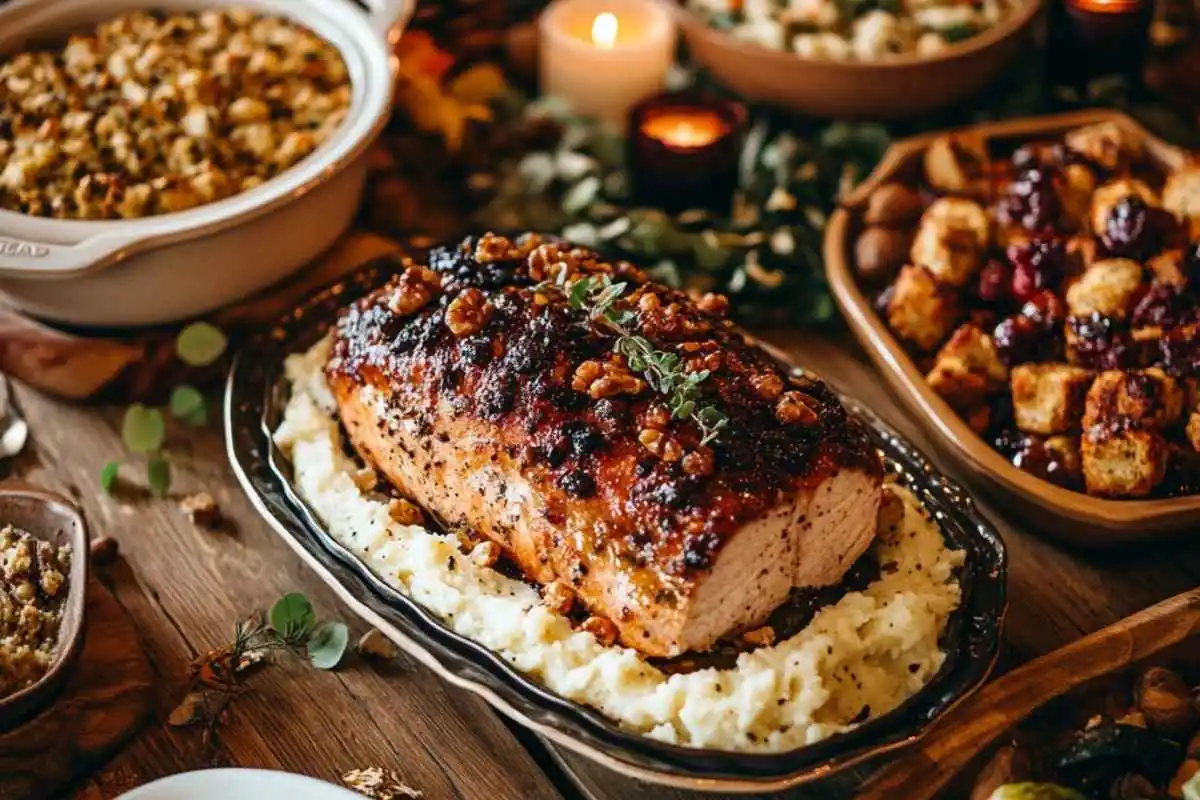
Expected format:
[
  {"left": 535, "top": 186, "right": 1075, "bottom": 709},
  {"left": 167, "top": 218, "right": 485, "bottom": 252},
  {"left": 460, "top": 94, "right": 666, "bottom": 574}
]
[
  {"left": 179, "top": 492, "right": 220, "bottom": 527},
  {"left": 639, "top": 428, "right": 683, "bottom": 462},
  {"left": 341, "top": 767, "right": 422, "bottom": 800},
  {"left": 542, "top": 580, "right": 575, "bottom": 615},
  {"left": 471, "top": 541, "right": 500, "bottom": 569},
  {"left": 638, "top": 292, "right": 662, "bottom": 313},
  {"left": 386, "top": 266, "right": 441, "bottom": 317},
  {"left": 386, "top": 498, "right": 423, "bottom": 526},
  {"left": 580, "top": 616, "right": 618, "bottom": 647},
  {"left": 776, "top": 392, "right": 820, "bottom": 425},
  {"left": 474, "top": 232, "right": 542, "bottom": 264},
  {"left": 751, "top": 372, "right": 785, "bottom": 400},
  {"left": 445, "top": 288, "right": 491, "bottom": 337},
  {"left": 643, "top": 404, "right": 672, "bottom": 429},
  {"left": 352, "top": 467, "right": 378, "bottom": 492},
  {"left": 527, "top": 241, "right": 588, "bottom": 283},
  {"left": 572, "top": 359, "right": 646, "bottom": 399},
  {"left": 697, "top": 292, "right": 730, "bottom": 317},
  {"left": 742, "top": 626, "right": 776, "bottom": 647},
  {"left": 681, "top": 447, "right": 715, "bottom": 476}
]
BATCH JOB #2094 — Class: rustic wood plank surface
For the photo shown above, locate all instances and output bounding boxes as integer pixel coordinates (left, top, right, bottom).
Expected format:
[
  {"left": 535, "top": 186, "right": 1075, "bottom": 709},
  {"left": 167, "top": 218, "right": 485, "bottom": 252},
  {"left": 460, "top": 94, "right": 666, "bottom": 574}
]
[
  {"left": 8, "top": 384, "right": 563, "bottom": 800},
  {"left": 550, "top": 332, "right": 1200, "bottom": 800}
]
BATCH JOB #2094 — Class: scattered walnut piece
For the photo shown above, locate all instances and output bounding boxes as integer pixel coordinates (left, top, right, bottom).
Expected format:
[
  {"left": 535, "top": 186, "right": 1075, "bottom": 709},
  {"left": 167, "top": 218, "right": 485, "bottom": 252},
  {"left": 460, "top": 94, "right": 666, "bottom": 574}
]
[
  {"left": 386, "top": 266, "right": 441, "bottom": 317},
  {"left": 696, "top": 292, "right": 730, "bottom": 316},
  {"left": 580, "top": 616, "right": 618, "bottom": 647},
  {"left": 179, "top": 492, "right": 220, "bottom": 527},
  {"left": 750, "top": 372, "right": 784, "bottom": 400},
  {"left": 341, "top": 767, "right": 422, "bottom": 799},
  {"left": 474, "top": 231, "right": 542, "bottom": 265},
  {"left": 542, "top": 580, "right": 575, "bottom": 615},
  {"left": 572, "top": 359, "right": 645, "bottom": 399},
  {"left": 356, "top": 629, "right": 396, "bottom": 661},
  {"left": 638, "top": 428, "right": 683, "bottom": 462},
  {"left": 776, "top": 391, "right": 819, "bottom": 425},
  {"left": 386, "top": 498, "right": 423, "bottom": 526},
  {"left": 346, "top": 467, "right": 377, "bottom": 493},
  {"left": 527, "top": 240, "right": 584, "bottom": 282},
  {"left": 742, "top": 626, "right": 775, "bottom": 648},
  {"left": 445, "top": 287, "right": 491, "bottom": 337},
  {"left": 681, "top": 447, "right": 715, "bottom": 477},
  {"left": 1136, "top": 666, "right": 1196, "bottom": 735}
]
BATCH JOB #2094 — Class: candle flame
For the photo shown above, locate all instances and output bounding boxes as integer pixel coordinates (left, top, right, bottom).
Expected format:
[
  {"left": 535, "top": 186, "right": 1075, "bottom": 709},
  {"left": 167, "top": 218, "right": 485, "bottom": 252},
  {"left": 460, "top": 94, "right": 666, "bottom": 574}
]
[{"left": 591, "top": 12, "right": 618, "bottom": 49}]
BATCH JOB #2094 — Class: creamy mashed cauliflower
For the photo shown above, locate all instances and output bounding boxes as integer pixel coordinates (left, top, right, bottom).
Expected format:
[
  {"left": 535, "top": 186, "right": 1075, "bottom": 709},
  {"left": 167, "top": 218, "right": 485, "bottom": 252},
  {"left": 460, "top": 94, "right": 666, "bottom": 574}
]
[{"left": 274, "top": 337, "right": 966, "bottom": 753}]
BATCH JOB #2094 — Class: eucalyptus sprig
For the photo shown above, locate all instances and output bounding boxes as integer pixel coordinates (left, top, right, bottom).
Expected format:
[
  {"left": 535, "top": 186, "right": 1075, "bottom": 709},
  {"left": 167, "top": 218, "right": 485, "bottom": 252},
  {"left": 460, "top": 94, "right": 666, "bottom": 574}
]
[
  {"left": 555, "top": 273, "right": 729, "bottom": 446},
  {"left": 102, "top": 322, "right": 227, "bottom": 496}
]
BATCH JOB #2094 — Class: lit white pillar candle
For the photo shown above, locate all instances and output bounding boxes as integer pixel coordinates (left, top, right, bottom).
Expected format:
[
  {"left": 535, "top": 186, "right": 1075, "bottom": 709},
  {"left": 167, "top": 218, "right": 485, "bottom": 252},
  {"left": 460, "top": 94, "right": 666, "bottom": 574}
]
[{"left": 538, "top": 0, "right": 677, "bottom": 126}]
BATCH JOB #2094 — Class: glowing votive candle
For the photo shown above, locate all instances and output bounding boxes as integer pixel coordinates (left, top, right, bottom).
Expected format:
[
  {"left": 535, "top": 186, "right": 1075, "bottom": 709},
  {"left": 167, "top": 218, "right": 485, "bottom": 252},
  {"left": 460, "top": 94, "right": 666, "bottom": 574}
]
[
  {"left": 538, "top": 0, "right": 677, "bottom": 125},
  {"left": 1050, "top": 0, "right": 1153, "bottom": 84}
]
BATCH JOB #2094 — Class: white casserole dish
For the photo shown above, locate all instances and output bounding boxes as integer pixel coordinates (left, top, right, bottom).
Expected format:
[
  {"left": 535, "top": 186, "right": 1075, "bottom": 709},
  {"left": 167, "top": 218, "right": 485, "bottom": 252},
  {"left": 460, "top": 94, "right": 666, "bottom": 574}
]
[{"left": 0, "top": 0, "right": 412, "bottom": 327}]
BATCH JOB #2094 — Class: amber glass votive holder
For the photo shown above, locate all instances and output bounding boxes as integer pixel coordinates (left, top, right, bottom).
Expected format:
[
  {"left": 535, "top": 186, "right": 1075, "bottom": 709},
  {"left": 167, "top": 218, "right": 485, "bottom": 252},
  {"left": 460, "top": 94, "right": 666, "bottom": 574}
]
[
  {"left": 1049, "top": 0, "right": 1154, "bottom": 86},
  {"left": 627, "top": 92, "right": 747, "bottom": 214}
]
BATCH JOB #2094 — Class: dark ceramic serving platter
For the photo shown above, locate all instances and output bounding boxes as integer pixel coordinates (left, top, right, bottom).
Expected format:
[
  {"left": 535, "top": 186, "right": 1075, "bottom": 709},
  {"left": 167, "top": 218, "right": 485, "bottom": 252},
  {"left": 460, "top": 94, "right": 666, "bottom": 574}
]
[{"left": 224, "top": 257, "right": 1008, "bottom": 793}]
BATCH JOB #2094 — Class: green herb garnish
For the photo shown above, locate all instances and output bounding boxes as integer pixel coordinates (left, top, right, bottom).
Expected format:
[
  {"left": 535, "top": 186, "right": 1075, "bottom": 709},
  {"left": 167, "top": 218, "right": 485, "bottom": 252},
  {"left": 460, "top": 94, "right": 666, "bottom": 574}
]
[
  {"left": 170, "top": 385, "right": 208, "bottom": 426},
  {"left": 176, "top": 322, "right": 228, "bottom": 367},
  {"left": 556, "top": 274, "right": 729, "bottom": 446}
]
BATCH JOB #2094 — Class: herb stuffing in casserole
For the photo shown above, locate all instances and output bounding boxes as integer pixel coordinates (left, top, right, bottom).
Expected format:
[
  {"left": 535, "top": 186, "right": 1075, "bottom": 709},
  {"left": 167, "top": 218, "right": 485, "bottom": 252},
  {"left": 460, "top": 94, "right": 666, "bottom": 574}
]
[
  {"left": 0, "top": 525, "right": 71, "bottom": 698},
  {"left": 688, "top": 0, "right": 1025, "bottom": 60},
  {"left": 0, "top": 9, "right": 350, "bottom": 220}
]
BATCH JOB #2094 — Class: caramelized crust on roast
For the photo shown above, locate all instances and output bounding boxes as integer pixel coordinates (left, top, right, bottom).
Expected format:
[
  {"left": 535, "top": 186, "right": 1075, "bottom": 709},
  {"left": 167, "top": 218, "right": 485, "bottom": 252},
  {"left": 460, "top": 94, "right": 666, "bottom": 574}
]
[{"left": 326, "top": 233, "right": 883, "bottom": 656}]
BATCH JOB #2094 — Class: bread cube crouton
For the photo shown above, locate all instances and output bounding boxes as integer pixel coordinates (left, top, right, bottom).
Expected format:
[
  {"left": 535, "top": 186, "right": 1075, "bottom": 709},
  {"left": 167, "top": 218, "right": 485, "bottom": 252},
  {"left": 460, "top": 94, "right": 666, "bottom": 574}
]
[
  {"left": 1083, "top": 368, "right": 1186, "bottom": 431},
  {"left": 1010, "top": 363, "right": 1094, "bottom": 435},
  {"left": 885, "top": 265, "right": 961, "bottom": 352},
  {"left": 1147, "top": 249, "right": 1189, "bottom": 288},
  {"left": 909, "top": 197, "right": 990, "bottom": 287},
  {"left": 923, "top": 136, "right": 987, "bottom": 195},
  {"left": 1082, "top": 428, "right": 1168, "bottom": 497},
  {"left": 1188, "top": 411, "right": 1200, "bottom": 453},
  {"left": 1065, "top": 258, "right": 1144, "bottom": 320},
  {"left": 1090, "top": 178, "right": 1159, "bottom": 234},
  {"left": 1057, "top": 162, "right": 1098, "bottom": 229},
  {"left": 1065, "top": 122, "right": 1139, "bottom": 172},
  {"left": 924, "top": 324, "right": 1006, "bottom": 417},
  {"left": 1163, "top": 166, "right": 1200, "bottom": 239}
]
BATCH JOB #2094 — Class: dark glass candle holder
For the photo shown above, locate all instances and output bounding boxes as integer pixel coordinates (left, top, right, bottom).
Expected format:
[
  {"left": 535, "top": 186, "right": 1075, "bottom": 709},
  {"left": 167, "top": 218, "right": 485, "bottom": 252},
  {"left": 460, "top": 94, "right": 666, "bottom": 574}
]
[
  {"left": 626, "top": 91, "right": 747, "bottom": 214},
  {"left": 1048, "top": 0, "right": 1154, "bottom": 87}
]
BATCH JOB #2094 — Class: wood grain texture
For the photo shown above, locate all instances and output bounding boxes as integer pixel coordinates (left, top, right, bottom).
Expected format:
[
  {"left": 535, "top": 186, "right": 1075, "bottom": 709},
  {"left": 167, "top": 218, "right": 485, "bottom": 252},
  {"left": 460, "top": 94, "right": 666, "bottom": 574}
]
[
  {"left": 8, "top": 382, "right": 562, "bottom": 800},
  {"left": 551, "top": 331, "right": 1200, "bottom": 800},
  {"left": 859, "top": 588, "right": 1200, "bottom": 800},
  {"left": 0, "top": 579, "right": 154, "bottom": 800}
]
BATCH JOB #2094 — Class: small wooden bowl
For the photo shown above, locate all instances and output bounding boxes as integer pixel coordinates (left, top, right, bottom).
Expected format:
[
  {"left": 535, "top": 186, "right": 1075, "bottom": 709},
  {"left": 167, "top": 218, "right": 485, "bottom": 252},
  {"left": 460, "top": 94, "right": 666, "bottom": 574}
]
[
  {"left": 0, "top": 482, "right": 89, "bottom": 730},
  {"left": 824, "top": 109, "right": 1199, "bottom": 545},
  {"left": 674, "top": 0, "right": 1042, "bottom": 119},
  {"left": 857, "top": 588, "right": 1200, "bottom": 799}
]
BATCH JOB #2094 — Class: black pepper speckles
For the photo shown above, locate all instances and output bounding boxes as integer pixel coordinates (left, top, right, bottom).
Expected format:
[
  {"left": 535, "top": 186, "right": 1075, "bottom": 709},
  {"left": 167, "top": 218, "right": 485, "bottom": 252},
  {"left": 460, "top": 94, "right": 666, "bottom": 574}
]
[{"left": 560, "top": 470, "right": 596, "bottom": 498}]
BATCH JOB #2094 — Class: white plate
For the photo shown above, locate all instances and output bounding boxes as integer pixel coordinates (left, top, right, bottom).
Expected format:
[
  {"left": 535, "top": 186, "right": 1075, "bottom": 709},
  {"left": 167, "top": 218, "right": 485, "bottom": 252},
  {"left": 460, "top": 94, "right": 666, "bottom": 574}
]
[{"left": 116, "top": 769, "right": 364, "bottom": 800}]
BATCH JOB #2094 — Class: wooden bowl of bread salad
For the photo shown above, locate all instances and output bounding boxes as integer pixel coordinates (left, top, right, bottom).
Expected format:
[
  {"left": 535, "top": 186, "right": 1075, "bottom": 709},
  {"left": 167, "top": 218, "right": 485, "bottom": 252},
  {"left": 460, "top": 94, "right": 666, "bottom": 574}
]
[
  {"left": 676, "top": 0, "right": 1041, "bottom": 119},
  {"left": 0, "top": 0, "right": 411, "bottom": 327},
  {"left": 825, "top": 109, "right": 1200, "bottom": 545}
]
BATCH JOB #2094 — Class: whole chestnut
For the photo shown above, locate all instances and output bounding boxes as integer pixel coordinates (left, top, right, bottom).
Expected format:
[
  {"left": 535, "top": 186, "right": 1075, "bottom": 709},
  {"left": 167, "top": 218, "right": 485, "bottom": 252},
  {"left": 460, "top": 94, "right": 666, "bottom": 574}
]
[
  {"left": 855, "top": 226, "right": 911, "bottom": 284},
  {"left": 863, "top": 183, "right": 925, "bottom": 228},
  {"left": 1135, "top": 666, "right": 1196, "bottom": 735}
]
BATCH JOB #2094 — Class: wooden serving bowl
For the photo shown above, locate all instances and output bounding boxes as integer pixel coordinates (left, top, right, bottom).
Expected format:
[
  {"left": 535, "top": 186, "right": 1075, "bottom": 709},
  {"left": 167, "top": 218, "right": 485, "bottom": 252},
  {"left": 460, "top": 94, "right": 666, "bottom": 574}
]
[
  {"left": 857, "top": 588, "right": 1200, "bottom": 799},
  {"left": 0, "top": 482, "right": 89, "bottom": 731},
  {"left": 674, "top": 0, "right": 1042, "bottom": 119},
  {"left": 824, "top": 109, "right": 1198, "bottom": 545}
]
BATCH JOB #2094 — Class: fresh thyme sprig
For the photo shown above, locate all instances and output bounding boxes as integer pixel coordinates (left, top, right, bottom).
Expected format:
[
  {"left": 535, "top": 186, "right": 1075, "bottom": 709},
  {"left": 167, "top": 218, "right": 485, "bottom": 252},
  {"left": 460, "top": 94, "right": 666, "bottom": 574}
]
[{"left": 545, "top": 273, "right": 729, "bottom": 446}]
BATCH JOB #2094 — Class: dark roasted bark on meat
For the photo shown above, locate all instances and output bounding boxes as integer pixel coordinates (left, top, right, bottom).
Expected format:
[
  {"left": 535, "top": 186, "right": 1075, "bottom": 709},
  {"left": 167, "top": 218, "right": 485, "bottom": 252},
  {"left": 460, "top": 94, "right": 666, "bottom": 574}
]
[{"left": 327, "top": 233, "right": 882, "bottom": 654}]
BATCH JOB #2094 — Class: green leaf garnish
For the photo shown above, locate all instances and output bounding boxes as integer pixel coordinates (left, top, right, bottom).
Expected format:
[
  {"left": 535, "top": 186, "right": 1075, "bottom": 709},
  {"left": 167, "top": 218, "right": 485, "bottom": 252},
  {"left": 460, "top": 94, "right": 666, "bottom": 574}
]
[
  {"left": 306, "top": 620, "right": 349, "bottom": 670},
  {"left": 270, "top": 593, "right": 317, "bottom": 646},
  {"left": 100, "top": 461, "right": 120, "bottom": 494},
  {"left": 939, "top": 22, "right": 977, "bottom": 43},
  {"left": 176, "top": 322, "right": 228, "bottom": 367},
  {"left": 170, "top": 385, "right": 208, "bottom": 426},
  {"left": 122, "top": 404, "right": 166, "bottom": 453},
  {"left": 147, "top": 456, "right": 171, "bottom": 497}
]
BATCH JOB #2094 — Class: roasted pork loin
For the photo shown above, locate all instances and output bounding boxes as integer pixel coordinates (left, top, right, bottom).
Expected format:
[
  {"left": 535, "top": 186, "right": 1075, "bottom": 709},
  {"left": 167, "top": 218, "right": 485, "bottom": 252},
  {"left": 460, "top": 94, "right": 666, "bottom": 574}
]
[{"left": 326, "top": 233, "right": 883, "bottom": 657}]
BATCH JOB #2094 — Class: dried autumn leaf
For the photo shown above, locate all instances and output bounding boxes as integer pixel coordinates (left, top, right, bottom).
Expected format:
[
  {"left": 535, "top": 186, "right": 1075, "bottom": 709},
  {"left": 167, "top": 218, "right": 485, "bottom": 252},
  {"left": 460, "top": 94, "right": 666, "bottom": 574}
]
[
  {"left": 447, "top": 63, "right": 508, "bottom": 105},
  {"left": 168, "top": 691, "right": 205, "bottom": 727}
]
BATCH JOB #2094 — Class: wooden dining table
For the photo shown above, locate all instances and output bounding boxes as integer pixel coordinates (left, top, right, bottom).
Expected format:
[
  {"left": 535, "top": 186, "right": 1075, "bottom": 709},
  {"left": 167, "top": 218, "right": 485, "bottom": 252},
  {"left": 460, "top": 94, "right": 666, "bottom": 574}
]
[{"left": 4, "top": 305, "right": 1198, "bottom": 798}]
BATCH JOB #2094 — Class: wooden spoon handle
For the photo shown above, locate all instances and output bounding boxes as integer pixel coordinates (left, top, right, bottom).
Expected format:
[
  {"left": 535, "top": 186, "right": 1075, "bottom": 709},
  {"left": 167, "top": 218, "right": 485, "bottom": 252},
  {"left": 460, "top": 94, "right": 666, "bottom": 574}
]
[{"left": 858, "top": 589, "right": 1200, "bottom": 800}]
